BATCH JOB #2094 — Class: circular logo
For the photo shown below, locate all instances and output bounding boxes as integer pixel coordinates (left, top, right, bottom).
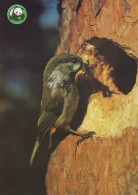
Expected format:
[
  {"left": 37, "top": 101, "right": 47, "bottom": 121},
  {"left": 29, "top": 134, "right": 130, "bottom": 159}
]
[{"left": 7, "top": 5, "right": 27, "bottom": 24}]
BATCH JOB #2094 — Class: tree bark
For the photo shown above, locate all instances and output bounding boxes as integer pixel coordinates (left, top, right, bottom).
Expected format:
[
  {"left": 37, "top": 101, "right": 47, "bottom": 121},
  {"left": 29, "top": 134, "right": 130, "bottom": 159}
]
[{"left": 45, "top": 0, "right": 138, "bottom": 194}]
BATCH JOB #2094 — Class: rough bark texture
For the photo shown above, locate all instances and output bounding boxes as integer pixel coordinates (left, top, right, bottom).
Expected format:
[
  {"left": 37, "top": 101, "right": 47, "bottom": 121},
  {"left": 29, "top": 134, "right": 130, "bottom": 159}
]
[
  {"left": 45, "top": 0, "right": 138, "bottom": 194},
  {"left": 57, "top": 0, "right": 138, "bottom": 55},
  {"left": 46, "top": 128, "right": 137, "bottom": 195}
]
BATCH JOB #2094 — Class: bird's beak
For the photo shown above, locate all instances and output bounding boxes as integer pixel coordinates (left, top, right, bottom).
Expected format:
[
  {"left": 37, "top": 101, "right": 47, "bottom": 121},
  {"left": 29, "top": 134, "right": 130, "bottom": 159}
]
[
  {"left": 83, "top": 61, "right": 89, "bottom": 68},
  {"left": 82, "top": 61, "right": 89, "bottom": 74},
  {"left": 82, "top": 60, "right": 97, "bottom": 76}
]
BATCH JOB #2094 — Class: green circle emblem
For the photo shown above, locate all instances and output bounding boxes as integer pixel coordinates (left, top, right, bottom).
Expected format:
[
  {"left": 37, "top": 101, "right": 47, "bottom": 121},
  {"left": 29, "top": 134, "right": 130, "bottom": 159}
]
[{"left": 7, "top": 5, "right": 27, "bottom": 24}]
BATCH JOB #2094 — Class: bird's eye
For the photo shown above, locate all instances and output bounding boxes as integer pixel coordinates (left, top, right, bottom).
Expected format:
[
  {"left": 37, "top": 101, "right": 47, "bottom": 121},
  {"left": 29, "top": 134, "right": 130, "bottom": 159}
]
[{"left": 72, "top": 58, "right": 77, "bottom": 63}]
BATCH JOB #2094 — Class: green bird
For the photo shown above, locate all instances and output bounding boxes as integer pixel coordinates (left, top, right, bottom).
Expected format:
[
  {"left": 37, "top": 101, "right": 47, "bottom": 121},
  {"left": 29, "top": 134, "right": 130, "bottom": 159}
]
[{"left": 30, "top": 53, "right": 95, "bottom": 166}]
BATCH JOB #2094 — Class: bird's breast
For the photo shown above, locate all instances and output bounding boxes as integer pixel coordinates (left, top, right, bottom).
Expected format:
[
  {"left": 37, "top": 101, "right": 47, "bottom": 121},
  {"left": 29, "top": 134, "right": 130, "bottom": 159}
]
[{"left": 46, "top": 69, "right": 74, "bottom": 97}]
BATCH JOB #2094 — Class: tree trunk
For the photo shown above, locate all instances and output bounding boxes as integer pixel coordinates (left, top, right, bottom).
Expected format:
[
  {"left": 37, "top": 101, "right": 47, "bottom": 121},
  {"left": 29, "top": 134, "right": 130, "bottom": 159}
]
[{"left": 45, "top": 0, "right": 138, "bottom": 194}]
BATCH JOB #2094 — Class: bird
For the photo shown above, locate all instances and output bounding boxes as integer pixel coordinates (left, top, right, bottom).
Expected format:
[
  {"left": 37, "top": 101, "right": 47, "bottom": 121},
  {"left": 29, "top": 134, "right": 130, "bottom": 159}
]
[{"left": 30, "top": 53, "right": 95, "bottom": 166}]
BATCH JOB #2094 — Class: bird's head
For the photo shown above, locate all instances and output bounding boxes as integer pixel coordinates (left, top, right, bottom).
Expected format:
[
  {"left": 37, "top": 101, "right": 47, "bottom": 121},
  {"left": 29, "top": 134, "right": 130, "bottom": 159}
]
[
  {"left": 44, "top": 53, "right": 94, "bottom": 82},
  {"left": 55, "top": 53, "right": 84, "bottom": 74}
]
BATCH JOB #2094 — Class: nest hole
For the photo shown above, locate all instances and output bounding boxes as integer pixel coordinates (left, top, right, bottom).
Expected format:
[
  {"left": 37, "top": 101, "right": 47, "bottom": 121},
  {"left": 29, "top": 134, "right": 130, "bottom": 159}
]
[{"left": 87, "top": 37, "right": 137, "bottom": 94}]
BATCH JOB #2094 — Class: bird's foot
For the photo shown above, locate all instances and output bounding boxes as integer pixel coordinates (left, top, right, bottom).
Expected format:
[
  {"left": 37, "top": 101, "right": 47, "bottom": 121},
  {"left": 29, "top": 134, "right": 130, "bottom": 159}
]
[
  {"left": 65, "top": 126, "right": 95, "bottom": 146},
  {"left": 77, "top": 131, "right": 96, "bottom": 146}
]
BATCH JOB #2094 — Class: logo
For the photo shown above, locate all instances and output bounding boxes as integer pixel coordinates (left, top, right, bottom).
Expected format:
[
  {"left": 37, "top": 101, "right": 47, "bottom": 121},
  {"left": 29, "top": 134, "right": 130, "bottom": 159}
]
[{"left": 7, "top": 5, "right": 27, "bottom": 24}]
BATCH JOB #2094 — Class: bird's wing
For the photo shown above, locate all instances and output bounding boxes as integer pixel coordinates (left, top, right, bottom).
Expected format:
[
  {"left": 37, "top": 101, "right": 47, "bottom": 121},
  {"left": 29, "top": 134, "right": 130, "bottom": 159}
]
[
  {"left": 30, "top": 99, "right": 63, "bottom": 166},
  {"left": 37, "top": 111, "right": 58, "bottom": 142},
  {"left": 38, "top": 99, "right": 64, "bottom": 141}
]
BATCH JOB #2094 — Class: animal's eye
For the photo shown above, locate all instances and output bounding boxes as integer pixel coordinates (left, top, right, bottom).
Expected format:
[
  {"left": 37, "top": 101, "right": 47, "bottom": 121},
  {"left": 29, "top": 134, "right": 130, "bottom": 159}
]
[{"left": 72, "top": 58, "right": 77, "bottom": 63}]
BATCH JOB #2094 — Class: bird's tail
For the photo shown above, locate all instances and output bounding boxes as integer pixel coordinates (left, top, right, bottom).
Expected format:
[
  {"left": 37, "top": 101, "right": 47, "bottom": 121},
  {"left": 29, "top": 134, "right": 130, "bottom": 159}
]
[
  {"left": 30, "top": 137, "right": 39, "bottom": 166},
  {"left": 29, "top": 111, "right": 58, "bottom": 166}
]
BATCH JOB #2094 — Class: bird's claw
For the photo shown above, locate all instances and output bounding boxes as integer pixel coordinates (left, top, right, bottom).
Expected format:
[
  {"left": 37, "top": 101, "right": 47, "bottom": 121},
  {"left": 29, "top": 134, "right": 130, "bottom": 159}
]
[{"left": 77, "top": 131, "right": 96, "bottom": 146}]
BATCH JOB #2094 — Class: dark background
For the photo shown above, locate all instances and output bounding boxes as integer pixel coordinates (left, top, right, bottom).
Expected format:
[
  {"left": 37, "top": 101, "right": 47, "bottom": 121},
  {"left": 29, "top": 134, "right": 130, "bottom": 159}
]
[{"left": 0, "top": 0, "right": 59, "bottom": 194}]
